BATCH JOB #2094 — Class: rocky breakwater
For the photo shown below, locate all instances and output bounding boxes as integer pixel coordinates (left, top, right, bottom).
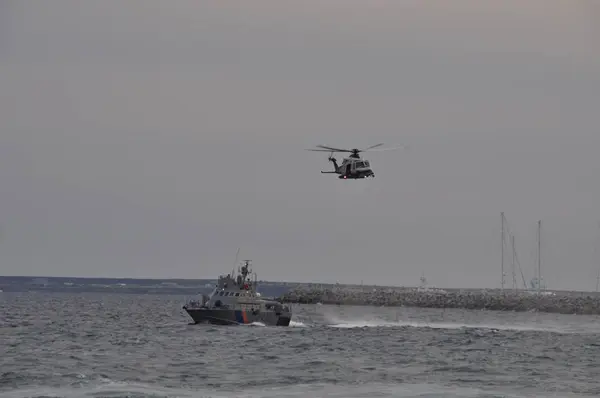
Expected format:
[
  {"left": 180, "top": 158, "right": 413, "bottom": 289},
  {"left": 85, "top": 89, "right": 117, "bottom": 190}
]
[{"left": 279, "top": 286, "right": 600, "bottom": 315}]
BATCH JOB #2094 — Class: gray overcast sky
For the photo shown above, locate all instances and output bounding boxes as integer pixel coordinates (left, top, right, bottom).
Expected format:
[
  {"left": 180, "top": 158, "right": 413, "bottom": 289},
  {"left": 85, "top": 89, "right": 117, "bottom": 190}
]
[{"left": 1, "top": 1, "right": 600, "bottom": 290}]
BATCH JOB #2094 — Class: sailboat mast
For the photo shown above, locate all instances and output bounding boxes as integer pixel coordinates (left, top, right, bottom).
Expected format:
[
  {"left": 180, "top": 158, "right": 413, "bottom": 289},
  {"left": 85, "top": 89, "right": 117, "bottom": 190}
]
[
  {"left": 596, "top": 222, "right": 600, "bottom": 292},
  {"left": 511, "top": 234, "right": 517, "bottom": 290},
  {"left": 597, "top": 251, "right": 600, "bottom": 293},
  {"left": 596, "top": 260, "right": 600, "bottom": 293},
  {"left": 513, "top": 236, "right": 528, "bottom": 289},
  {"left": 537, "top": 220, "right": 542, "bottom": 294},
  {"left": 501, "top": 212, "right": 505, "bottom": 291}
]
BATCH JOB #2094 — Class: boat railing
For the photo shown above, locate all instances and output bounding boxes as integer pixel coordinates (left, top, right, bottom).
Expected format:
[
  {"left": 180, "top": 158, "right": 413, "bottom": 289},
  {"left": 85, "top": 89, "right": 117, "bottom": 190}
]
[
  {"left": 185, "top": 299, "right": 203, "bottom": 309},
  {"left": 185, "top": 293, "right": 211, "bottom": 309}
]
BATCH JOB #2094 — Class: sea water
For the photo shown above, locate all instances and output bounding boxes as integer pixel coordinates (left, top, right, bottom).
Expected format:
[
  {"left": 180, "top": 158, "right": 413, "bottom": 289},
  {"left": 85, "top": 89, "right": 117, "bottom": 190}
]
[{"left": 1, "top": 292, "right": 599, "bottom": 397}]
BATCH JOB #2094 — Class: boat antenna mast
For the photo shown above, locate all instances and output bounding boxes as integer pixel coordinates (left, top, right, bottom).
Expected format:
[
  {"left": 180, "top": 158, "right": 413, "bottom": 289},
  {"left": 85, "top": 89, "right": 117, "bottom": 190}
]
[
  {"left": 241, "top": 260, "right": 251, "bottom": 279},
  {"left": 232, "top": 247, "right": 240, "bottom": 278}
]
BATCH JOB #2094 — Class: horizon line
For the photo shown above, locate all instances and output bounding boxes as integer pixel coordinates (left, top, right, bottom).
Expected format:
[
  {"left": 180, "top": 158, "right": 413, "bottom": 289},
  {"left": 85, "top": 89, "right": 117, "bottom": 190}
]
[{"left": 1, "top": 274, "right": 598, "bottom": 294}]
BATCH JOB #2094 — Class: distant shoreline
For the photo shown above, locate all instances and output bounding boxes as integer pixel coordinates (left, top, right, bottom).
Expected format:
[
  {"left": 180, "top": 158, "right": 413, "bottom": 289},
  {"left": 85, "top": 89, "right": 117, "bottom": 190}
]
[
  {"left": 1, "top": 275, "right": 599, "bottom": 295},
  {"left": 4, "top": 275, "right": 600, "bottom": 315},
  {"left": 281, "top": 286, "right": 600, "bottom": 315}
]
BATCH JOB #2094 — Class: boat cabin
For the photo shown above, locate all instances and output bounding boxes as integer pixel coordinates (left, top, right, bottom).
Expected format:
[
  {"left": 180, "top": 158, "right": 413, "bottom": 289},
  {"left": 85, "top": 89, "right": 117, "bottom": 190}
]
[{"left": 185, "top": 259, "right": 290, "bottom": 314}]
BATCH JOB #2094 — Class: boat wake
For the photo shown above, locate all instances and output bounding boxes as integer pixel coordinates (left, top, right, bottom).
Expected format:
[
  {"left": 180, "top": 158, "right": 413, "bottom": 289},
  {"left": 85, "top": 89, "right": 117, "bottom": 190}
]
[
  {"left": 192, "top": 314, "right": 594, "bottom": 334},
  {"left": 289, "top": 320, "right": 307, "bottom": 327},
  {"left": 247, "top": 320, "right": 306, "bottom": 327},
  {"left": 248, "top": 321, "right": 266, "bottom": 327},
  {"left": 324, "top": 318, "right": 586, "bottom": 334}
]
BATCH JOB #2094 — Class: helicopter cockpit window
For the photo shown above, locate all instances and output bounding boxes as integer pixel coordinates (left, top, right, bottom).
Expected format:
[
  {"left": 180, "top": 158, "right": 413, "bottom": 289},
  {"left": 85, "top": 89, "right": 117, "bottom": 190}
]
[
  {"left": 355, "top": 161, "right": 365, "bottom": 168},
  {"left": 364, "top": 161, "right": 370, "bottom": 167}
]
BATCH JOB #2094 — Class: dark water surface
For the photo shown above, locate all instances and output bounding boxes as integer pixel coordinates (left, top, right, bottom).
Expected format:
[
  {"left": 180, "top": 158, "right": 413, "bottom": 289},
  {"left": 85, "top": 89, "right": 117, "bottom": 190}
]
[{"left": 1, "top": 292, "right": 600, "bottom": 397}]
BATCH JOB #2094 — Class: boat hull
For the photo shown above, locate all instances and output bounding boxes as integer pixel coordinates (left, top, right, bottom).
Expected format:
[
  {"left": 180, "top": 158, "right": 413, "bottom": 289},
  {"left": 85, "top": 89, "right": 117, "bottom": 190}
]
[{"left": 183, "top": 307, "right": 291, "bottom": 326}]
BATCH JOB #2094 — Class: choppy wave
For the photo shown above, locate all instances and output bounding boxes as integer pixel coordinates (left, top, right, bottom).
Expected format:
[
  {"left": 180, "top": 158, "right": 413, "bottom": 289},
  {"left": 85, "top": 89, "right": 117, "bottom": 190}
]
[
  {"left": 288, "top": 320, "right": 307, "bottom": 327},
  {"left": 2, "top": 292, "right": 600, "bottom": 397},
  {"left": 4, "top": 381, "right": 596, "bottom": 398}
]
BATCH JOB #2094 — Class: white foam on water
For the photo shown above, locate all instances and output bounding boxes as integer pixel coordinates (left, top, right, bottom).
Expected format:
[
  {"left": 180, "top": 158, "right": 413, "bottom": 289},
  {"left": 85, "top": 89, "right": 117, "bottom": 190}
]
[
  {"left": 326, "top": 318, "right": 584, "bottom": 334},
  {"left": 248, "top": 321, "right": 266, "bottom": 327},
  {"left": 0, "top": 382, "right": 192, "bottom": 398},
  {"left": 289, "top": 320, "right": 307, "bottom": 327}
]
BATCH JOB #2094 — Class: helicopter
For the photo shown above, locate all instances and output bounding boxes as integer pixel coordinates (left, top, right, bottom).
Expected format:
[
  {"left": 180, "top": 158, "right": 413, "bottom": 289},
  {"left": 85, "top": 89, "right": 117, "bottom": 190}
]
[{"left": 305, "top": 144, "right": 405, "bottom": 179}]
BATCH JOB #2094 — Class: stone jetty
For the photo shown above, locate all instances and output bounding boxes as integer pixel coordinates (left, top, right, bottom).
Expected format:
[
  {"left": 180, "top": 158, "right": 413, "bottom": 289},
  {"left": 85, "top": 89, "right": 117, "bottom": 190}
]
[{"left": 279, "top": 285, "right": 600, "bottom": 315}]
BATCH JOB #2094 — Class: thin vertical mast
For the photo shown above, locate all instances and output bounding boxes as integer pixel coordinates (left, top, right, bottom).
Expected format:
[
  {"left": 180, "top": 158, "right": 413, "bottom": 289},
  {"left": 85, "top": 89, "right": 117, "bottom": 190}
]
[
  {"left": 232, "top": 247, "right": 240, "bottom": 277},
  {"left": 537, "top": 220, "right": 541, "bottom": 294},
  {"left": 511, "top": 234, "right": 517, "bottom": 291},
  {"left": 514, "top": 237, "right": 528, "bottom": 289},
  {"left": 596, "top": 222, "right": 600, "bottom": 292},
  {"left": 501, "top": 212, "right": 505, "bottom": 291},
  {"left": 596, "top": 255, "right": 600, "bottom": 292}
]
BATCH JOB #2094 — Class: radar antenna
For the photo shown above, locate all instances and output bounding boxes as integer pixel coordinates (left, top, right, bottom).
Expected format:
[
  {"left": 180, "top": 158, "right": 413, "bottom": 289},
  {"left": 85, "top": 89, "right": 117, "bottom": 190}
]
[{"left": 241, "top": 260, "right": 252, "bottom": 280}]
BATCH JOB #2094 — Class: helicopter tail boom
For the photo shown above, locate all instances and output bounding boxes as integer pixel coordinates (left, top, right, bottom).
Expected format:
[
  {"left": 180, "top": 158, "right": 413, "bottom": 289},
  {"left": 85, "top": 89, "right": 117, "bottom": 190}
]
[{"left": 328, "top": 156, "right": 339, "bottom": 172}]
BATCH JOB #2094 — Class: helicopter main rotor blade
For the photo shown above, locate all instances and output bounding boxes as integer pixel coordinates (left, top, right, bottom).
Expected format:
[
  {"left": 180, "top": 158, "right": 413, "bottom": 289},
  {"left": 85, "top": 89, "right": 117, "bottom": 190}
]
[
  {"left": 307, "top": 143, "right": 407, "bottom": 153},
  {"left": 364, "top": 144, "right": 408, "bottom": 152},
  {"left": 360, "top": 143, "right": 385, "bottom": 151},
  {"left": 314, "top": 145, "right": 353, "bottom": 152}
]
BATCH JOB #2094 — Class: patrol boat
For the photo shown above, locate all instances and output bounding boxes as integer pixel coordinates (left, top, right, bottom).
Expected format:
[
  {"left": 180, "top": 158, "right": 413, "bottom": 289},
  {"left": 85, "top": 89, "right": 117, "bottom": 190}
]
[{"left": 182, "top": 260, "right": 292, "bottom": 326}]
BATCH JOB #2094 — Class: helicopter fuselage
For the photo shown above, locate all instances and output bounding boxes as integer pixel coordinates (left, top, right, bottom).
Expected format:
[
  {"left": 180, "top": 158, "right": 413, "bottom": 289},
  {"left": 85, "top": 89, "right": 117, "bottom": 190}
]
[
  {"left": 323, "top": 157, "right": 375, "bottom": 179},
  {"left": 308, "top": 143, "right": 402, "bottom": 180}
]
